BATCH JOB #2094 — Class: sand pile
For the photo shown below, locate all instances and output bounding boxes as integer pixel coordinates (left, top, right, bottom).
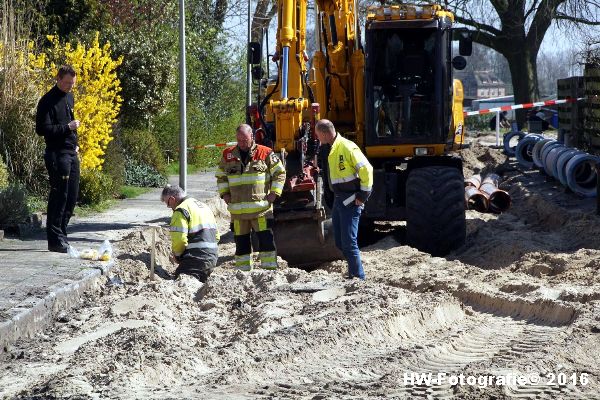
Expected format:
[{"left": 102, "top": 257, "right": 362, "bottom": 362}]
[{"left": 2, "top": 147, "right": 600, "bottom": 399}]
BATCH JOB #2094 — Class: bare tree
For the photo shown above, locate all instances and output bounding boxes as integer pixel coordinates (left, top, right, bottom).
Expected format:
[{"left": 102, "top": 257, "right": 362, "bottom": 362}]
[
  {"left": 447, "top": 0, "right": 600, "bottom": 123},
  {"left": 251, "top": 0, "right": 276, "bottom": 43}
]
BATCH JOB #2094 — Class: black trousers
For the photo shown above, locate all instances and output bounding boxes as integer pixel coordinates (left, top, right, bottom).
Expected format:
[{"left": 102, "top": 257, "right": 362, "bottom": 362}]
[
  {"left": 176, "top": 248, "right": 218, "bottom": 283},
  {"left": 44, "top": 151, "right": 80, "bottom": 247}
]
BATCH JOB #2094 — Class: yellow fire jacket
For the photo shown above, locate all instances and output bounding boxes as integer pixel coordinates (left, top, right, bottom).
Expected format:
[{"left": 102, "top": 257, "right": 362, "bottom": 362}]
[
  {"left": 170, "top": 197, "right": 219, "bottom": 257},
  {"left": 328, "top": 133, "right": 373, "bottom": 204},
  {"left": 216, "top": 143, "right": 286, "bottom": 220}
]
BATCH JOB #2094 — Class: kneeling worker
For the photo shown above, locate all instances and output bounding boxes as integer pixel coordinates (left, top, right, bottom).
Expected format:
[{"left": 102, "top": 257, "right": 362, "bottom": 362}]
[{"left": 161, "top": 185, "right": 219, "bottom": 282}]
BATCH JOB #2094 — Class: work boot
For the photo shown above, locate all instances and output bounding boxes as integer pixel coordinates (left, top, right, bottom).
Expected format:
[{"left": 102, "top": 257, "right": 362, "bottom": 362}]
[
  {"left": 234, "top": 253, "right": 252, "bottom": 271},
  {"left": 259, "top": 251, "right": 277, "bottom": 270},
  {"left": 48, "top": 244, "right": 68, "bottom": 253}
]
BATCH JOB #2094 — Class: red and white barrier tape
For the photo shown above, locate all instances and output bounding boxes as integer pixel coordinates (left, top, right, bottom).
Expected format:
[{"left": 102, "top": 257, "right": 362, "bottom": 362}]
[
  {"left": 188, "top": 97, "right": 585, "bottom": 148},
  {"left": 190, "top": 142, "right": 237, "bottom": 150},
  {"left": 464, "top": 97, "right": 585, "bottom": 117}
]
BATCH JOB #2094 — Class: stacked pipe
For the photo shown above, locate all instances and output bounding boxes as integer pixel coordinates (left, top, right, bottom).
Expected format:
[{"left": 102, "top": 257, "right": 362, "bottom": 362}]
[
  {"left": 464, "top": 174, "right": 511, "bottom": 213},
  {"left": 505, "top": 131, "right": 600, "bottom": 197}
]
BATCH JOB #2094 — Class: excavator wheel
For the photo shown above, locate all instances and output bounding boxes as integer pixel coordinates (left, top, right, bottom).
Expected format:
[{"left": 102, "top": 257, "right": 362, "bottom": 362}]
[
  {"left": 406, "top": 166, "right": 466, "bottom": 256},
  {"left": 273, "top": 218, "right": 342, "bottom": 267}
]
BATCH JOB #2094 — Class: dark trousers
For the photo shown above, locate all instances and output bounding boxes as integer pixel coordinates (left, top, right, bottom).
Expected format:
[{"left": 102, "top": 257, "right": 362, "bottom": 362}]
[
  {"left": 176, "top": 249, "right": 218, "bottom": 283},
  {"left": 44, "top": 151, "right": 80, "bottom": 247}
]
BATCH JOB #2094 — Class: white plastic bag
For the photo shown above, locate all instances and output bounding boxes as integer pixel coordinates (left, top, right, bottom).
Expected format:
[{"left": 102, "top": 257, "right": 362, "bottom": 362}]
[
  {"left": 67, "top": 240, "right": 111, "bottom": 261},
  {"left": 67, "top": 245, "right": 80, "bottom": 259},
  {"left": 98, "top": 239, "right": 112, "bottom": 261}
]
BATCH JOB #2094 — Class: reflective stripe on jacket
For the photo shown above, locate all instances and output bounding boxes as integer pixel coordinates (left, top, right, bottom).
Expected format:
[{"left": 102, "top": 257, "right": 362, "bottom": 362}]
[
  {"left": 170, "top": 197, "right": 220, "bottom": 256},
  {"left": 216, "top": 143, "right": 286, "bottom": 220},
  {"left": 328, "top": 133, "right": 373, "bottom": 203}
]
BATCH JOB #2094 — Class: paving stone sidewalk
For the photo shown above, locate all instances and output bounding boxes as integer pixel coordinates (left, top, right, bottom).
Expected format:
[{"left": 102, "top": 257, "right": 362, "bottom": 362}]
[{"left": 0, "top": 173, "right": 217, "bottom": 352}]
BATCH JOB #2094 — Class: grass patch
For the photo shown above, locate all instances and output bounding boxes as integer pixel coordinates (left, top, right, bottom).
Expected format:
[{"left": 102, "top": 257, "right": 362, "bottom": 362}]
[
  {"left": 164, "top": 162, "right": 203, "bottom": 176},
  {"left": 26, "top": 195, "right": 47, "bottom": 213},
  {"left": 117, "top": 185, "right": 150, "bottom": 199},
  {"left": 74, "top": 199, "right": 115, "bottom": 217}
]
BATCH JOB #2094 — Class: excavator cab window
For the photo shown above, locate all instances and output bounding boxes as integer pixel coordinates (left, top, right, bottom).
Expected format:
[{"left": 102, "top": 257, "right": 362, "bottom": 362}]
[
  {"left": 365, "top": 23, "right": 451, "bottom": 147},
  {"left": 371, "top": 29, "right": 436, "bottom": 139}
]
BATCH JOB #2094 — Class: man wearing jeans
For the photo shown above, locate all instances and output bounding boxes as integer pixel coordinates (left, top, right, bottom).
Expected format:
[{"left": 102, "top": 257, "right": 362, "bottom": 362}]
[{"left": 315, "top": 119, "right": 373, "bottom": 280}]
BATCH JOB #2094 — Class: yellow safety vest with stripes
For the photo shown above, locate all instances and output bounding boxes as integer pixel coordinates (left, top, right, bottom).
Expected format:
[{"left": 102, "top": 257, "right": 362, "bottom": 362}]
[
  {"left": 216, "top": 143, "right": 286, "bottom": 220},
  {"left": 170, "top": 197, "right": 220, "bottom": 257},
  {"left": 328, "top": 133, "right": 374, "bottom": 204}
]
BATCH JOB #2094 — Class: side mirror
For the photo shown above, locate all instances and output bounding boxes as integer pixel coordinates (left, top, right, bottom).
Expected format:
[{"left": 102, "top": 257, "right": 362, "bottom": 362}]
[
  {"left": 248, "top": 42, "right": 262, "bottom": 65},
  {"left": 459, "top": 33, "right": 472, "bottom": 56},
  {"left": 452, "top": 56, "right": 467, "bottom": 70}
]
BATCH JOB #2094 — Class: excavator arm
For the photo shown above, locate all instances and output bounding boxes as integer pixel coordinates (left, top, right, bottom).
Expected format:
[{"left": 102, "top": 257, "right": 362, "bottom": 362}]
[{"left": 247, "top": 0, "right": 363, "bottom": 265}]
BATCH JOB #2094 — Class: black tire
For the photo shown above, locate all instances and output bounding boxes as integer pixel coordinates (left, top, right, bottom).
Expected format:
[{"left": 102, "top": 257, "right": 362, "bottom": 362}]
[{"left": 406, "top": 166, "right": 466, "bottom": 256}]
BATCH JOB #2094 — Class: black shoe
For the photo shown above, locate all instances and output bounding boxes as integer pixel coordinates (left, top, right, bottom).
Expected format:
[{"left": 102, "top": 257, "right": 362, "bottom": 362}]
[
  {"left": 48, "top": 244, "right": 68, "bottom": 253},
  {"left": 343, "top": 274, "right": 355, "bottom": 280}
]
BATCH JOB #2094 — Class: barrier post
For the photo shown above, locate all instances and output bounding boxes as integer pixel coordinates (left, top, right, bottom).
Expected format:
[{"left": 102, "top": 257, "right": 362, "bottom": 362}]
[{"left": 495, "top": 110, "right": 500, "bottom": 147}]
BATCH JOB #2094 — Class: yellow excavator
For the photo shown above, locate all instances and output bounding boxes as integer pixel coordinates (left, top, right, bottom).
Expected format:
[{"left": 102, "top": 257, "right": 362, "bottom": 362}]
[{"left": 247, "top": 1, "right": 471, "bottom": 265}]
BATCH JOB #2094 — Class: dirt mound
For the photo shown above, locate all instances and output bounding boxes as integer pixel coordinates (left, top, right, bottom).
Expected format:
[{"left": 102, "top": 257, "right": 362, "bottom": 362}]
[{"left": 461, "top": 143, "right": 509, "bottom": 178}]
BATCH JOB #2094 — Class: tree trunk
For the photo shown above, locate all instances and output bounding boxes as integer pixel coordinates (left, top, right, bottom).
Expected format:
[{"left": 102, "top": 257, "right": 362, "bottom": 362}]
[
  {"left": 505, "top": 51, "right": 539, "bottom": 129},
  {"left": 251, "top": 0, "right": 275, "bottom": 44}
]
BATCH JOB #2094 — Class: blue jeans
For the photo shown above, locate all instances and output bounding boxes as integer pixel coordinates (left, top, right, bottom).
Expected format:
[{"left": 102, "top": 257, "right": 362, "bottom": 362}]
[{"left": 332, "top": 197, "right": 365, "bottom": 280}]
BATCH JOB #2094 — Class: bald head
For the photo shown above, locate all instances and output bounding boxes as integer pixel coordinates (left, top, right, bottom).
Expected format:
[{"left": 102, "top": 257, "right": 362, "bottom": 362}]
[
  {"left": 236, "top": 124, "right": 253, "bottom": 151},
  {"left": 315, "top": 119, "right": 336, "bottom": 145}
]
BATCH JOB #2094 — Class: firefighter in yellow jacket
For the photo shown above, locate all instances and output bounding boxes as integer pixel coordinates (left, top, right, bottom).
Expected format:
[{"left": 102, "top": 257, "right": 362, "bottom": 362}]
[
  {"left": 162, "top": 185, "right": 219, "bottom": 282},
  {"left": 216, "top": 124, "right": 286, "bottom": 271}
]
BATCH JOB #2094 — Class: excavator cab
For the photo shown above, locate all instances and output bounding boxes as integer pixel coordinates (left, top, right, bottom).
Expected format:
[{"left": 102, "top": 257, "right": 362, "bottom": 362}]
[{"left": 367, "top": 28, "right": 440, "bottom": 142}]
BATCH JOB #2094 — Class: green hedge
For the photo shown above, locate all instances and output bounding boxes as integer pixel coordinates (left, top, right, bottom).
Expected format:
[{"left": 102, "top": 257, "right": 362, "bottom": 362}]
[
  {"left": 79, "top": 169, "right": 114, "bottom": 206},
  {"left": 120, "top": 127, "right": 167, "bottom": 175},
  {"left": 124, "top": 158, "right": 167, "bottom": 187},
  {"left": 0, "top": 157, "right": 9, "bottom": 190},
  {"left": 0, "top": 183, "right": 30, "bottom": 225}
]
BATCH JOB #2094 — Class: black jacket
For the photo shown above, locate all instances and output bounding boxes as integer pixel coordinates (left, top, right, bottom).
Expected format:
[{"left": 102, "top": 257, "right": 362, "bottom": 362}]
[{"left": 35, "top": 85, "right": 78, "bottom": 153}]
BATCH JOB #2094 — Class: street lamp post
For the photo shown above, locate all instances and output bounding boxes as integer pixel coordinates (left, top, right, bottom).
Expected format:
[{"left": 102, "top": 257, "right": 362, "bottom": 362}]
[{"left": 179, "top": 0, "right": 188, "bottom": 191}]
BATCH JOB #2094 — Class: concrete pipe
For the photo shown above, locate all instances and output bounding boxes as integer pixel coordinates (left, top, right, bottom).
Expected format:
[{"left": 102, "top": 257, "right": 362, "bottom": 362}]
[
  {"left": 515, "top": 134, "right": 543, "bottom": 169},
  {"left": 565, "top": 153, "right": 600, "bottom": 198},
  {"left": 532, "top": 139, "right": 556, "bottom": 169},
  {"left": 502, "top": 131, "right": 526, "bottom": 157},
  {"left": 557, "top": 149, "right": 585, "bottom": 186},
  {"left": 539, "top": 142, "right": 564, "bottom": 175},
  {"left": 479, "top": 173, "right": 511, "bottom": 213},
  {"left": 544, "top": 146, "right": 570, "bottom": 178},
  {"left": 465, "top": 186, "right": 489, "bottom": 212}
]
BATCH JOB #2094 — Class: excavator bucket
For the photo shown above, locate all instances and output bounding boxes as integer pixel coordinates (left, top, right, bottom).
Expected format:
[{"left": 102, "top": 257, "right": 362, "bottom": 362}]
[{"left": 273, "top": 217, "right": 342, "bottom": 266}]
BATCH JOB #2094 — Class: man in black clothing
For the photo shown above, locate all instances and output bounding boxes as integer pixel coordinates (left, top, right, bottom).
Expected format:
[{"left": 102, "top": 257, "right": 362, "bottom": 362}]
[
  {"left": 489, "top": 110, "right": 510, "bottom": 131},
  {"left": 36, "top": 65, "right": 81, "bottom": 253}
]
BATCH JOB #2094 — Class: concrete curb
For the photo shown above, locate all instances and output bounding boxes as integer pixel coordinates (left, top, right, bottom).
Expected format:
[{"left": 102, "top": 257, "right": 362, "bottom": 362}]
[{"left": 0, "top": 259, "right": 115, "bottom": 353}]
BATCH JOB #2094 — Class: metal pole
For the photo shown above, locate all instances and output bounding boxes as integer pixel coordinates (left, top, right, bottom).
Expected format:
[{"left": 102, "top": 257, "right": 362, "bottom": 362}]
[
  {"left": 354, "top": 0, "right": 359, "bottom": 51},
  {"left": 495, "top": 110, "right": 500, "bottom": 147},
  {"left": 265, "top": 27, "right": 270, "bottom": 80},
  {"left": 282, "top": 46, "right": 289, "bottom": 99},
  {"left": 179, "top": 0, "right": 187, "bottom": 191},
  {"left": 246, "top": 0, "right": 252, "bottom": 109}
]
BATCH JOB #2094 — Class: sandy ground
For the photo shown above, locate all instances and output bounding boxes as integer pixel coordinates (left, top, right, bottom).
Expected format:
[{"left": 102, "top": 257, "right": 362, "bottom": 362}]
[{"left": 2, "top": 135, "right": 600, "bottom": 399}]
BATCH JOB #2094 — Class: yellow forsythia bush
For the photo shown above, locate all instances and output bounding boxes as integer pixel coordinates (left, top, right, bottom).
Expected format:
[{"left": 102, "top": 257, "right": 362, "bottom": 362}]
[{"left": 29, "top": 33, "right": 123, "bottom": 170}]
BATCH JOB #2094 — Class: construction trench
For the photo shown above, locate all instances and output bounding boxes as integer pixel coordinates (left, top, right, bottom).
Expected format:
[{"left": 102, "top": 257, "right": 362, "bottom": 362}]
[{"left": 2, "top": 140, "right": 600, "bottom": 399}]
